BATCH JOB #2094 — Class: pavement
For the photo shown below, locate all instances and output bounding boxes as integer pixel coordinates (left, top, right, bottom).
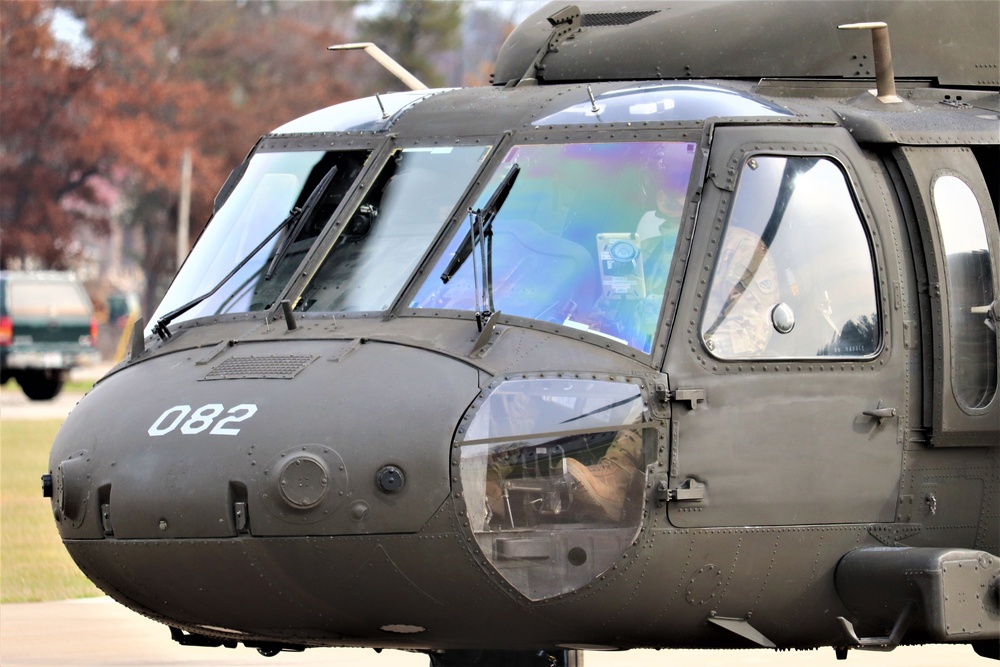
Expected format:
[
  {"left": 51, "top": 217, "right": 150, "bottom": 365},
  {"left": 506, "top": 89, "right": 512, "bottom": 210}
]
[
  {"left": 0, "top": 362, "right": 114, "bottom": 422},
  {"left": 0, "top": 597, "right": 988, "bottom": 667}
]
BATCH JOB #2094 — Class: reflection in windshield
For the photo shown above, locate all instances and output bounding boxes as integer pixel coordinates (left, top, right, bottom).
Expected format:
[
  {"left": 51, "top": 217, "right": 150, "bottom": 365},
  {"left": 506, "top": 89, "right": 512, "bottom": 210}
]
[
  {"left": 533, "top": 83, "right": 791, "bottom": 125},
  {"left": 298, "top": 146, "right": 491, "bottom": 313},
  {"left": 411, "top": 142, "right": 696, "bottom": 354},
  {"left": 148, "top": 150, "right": 369, "bottom": 331}
]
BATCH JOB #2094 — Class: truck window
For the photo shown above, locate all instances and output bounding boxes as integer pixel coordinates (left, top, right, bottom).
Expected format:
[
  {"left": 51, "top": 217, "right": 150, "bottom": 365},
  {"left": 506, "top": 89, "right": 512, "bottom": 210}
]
[
  {"left": 9, "top": 282, "right": 91, "bottom": 317},
  {"left": 932, "top": 174, "right": 997, "bottom": 411},
  {"left": 702, "top": 155, "right": 879, "bottom": 359}
]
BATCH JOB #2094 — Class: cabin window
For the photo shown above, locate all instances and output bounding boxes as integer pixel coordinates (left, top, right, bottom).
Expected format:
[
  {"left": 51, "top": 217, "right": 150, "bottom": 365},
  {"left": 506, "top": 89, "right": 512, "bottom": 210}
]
[
  {"left": 457, "top": 378, "right": 650, "bottom": 601},
  {"left": 701, "top": 156, "right": 879, "bottom": 359},
  {"left": 410, "top": 141, "right": 698, "bottom": 355},
  {"left": 298, "top": 145, "right": 492, "bottom": 313},
  {"left": 932, "top": 175, "right": 997, "bottom": 411},
  {"left": 148, "top": 149, "right": 371, "bottom": 331}
]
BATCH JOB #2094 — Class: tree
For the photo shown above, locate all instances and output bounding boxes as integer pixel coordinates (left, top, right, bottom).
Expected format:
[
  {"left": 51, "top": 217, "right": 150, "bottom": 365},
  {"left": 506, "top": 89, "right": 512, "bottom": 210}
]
[
  {"left": 358, "top": 0, "right": 463, "bottom": 89},
  {"left": 0, "top": 2, "right": 109, "bottom": 268},
  {"left": 1, "top": 1, "right": 368, "bottom": 316}
]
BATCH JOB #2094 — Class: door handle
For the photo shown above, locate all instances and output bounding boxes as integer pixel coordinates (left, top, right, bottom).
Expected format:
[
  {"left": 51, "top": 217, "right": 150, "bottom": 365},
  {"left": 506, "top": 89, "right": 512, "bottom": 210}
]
[{"left": 863, "top": 402, "right": 896, "bottom": 425}]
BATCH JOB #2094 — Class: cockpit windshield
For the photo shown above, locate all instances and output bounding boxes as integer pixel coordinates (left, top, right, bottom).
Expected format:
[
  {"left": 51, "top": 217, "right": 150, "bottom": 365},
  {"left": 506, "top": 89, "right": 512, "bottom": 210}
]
[
  {"left": 148, "top": 149, "right": 369, "bottom": 332},
  {"left": 297, "top": 146, "right": 492, "bottom": 313},
  {"left": 411, "top": 141, "right": 697, "bottom": 355}
]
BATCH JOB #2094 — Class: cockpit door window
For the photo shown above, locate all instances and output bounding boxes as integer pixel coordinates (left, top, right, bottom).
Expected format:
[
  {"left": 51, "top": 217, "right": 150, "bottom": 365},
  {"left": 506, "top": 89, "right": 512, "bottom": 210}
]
[{"left": 701, "top": 155, "right": 880, "bottom": 359}]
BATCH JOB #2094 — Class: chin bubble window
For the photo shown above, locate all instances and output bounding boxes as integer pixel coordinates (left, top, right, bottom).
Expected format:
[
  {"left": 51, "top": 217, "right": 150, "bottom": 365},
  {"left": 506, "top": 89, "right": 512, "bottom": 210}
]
[{"left": 456, "top": 377, "right": 650, "bottom": 600}]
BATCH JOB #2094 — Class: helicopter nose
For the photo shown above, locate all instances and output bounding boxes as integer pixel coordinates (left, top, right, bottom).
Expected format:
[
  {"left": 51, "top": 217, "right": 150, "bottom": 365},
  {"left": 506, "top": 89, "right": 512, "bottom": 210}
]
[{"left": 49, "top": 338, "right": 482, "bottom": 540}]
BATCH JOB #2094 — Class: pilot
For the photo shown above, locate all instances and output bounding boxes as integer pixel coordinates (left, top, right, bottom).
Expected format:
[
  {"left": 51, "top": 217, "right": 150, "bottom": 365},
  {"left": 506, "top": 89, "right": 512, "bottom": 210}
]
[
  {"left": 563, "top": 150, "right": 692, "bottom": 517},
  {"left": 636, "top": 145, "right": 692, "bottom": 293},
  {"left": 485, "top": 419, "right": 646, "bottom": 524},
  {"left": 482, "top": 391, "right": 646, "bottom": 524},
  {"left": 564, "top": 429, "right": 644, "bottom": 521}
]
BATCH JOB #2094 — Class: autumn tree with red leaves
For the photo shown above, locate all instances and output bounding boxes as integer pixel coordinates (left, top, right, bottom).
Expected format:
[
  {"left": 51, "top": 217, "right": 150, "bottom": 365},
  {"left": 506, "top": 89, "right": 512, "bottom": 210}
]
[
  {"left": 1, "top": 0, "right": 515, "bottom": 317},
  {"left": 1, "top": 0, "right": 368, "bottom": 314}
]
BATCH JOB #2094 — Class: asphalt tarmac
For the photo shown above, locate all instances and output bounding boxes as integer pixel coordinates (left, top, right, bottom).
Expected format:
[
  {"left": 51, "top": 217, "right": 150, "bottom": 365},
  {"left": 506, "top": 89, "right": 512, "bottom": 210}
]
[
  {"left": 0, "top": 597, "right": 988, "bottom": 667},
  {"left": 1, "top": 375, "right": 991, "bottom": 666}
]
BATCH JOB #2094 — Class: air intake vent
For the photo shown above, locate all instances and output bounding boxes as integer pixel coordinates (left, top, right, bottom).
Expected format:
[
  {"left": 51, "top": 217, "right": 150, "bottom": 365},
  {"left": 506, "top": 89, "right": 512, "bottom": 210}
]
[
  {"left": 581, "top": 10, "right": 659, "bottom": 28},
  {"left": 203, "top": 355, "right": 317, "bottom": 380}
]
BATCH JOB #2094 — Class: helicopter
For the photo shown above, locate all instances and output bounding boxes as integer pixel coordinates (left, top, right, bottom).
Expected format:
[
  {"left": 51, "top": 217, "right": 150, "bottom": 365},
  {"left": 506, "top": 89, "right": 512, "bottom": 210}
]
[{"left": 45, "top": 1, "right": 999, "bottom": 665}]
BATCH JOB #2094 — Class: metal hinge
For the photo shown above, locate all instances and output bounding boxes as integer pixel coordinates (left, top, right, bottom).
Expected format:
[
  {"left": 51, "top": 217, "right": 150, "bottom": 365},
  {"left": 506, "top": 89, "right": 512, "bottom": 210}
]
[
  {"left": 671, "top": 388, "right": 707, "bottom": 410},
  {"left": 656, "top": 478, "right": 706, "bottom": 504}
]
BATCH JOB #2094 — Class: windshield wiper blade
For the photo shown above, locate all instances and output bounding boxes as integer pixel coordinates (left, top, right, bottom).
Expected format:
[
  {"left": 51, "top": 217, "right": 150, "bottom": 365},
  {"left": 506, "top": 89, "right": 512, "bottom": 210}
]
[
  {"left": 151, "top": 210, "right": 296, "bottom": 340},
  {"left": 440, "top": 164, "right": 520, "bottom": 284},
  {"left": 264, "top": 165, "right": 338, "bottom": 281},
  {"left": 151, "top": 165, "right": 340, "bottom": 341}
]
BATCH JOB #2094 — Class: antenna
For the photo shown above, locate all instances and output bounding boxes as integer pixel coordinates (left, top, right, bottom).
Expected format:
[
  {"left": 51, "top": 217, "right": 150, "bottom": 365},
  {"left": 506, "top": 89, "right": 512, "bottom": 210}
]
[
  {"left": 328, "top": 43, "right": 428, "bottom": 91},
  {"left": 838, "top": 22, "right": 902, "bottom": 104}
]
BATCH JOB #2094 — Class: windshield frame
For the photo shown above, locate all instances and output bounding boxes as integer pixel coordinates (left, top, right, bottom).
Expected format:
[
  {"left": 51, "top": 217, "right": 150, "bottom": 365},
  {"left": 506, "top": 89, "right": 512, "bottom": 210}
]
[
  {"left": 397, "top": 127, "right": 706, "bottom": 363},
  {"left": 282, "top": 135, "right": 504, "bottom": 319},
  {"left": 147, "top": 135, "right": 388, "bottom": 335}
]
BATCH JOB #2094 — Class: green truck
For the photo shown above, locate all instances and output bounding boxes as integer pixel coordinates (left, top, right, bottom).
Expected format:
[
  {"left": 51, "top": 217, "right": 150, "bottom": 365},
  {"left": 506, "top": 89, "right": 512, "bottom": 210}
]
[{"left": 0, "top": 271, "right": 100, "bottom": 400}]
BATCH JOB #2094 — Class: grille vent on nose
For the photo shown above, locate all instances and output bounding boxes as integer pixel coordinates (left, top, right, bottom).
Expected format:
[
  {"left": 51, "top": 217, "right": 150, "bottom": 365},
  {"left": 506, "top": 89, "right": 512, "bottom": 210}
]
[
  {"left": 581, "top": 10, "right": 660, "bottom": 27},
  {"left": 202, "top": 355, "right": 317, "bottom": 380}
]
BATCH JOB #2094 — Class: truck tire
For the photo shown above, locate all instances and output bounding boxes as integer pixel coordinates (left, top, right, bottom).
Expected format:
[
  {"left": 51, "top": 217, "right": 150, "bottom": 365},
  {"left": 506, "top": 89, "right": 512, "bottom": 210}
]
[{"left": 18, "top": 371, "right": 64, "bottom": 401}]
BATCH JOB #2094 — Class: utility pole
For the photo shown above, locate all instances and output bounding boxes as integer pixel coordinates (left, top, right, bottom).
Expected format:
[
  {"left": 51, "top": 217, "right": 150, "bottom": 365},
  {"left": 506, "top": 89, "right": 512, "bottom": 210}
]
[{"left": 177, "top": 148, "right": 192, "bottom": 270}]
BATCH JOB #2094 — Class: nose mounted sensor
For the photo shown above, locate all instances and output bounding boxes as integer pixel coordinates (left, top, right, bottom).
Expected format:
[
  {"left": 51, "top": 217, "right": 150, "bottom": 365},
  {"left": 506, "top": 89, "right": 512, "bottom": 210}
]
[{"left": 376, "top": 465, "right": 405, "bottom": 493}]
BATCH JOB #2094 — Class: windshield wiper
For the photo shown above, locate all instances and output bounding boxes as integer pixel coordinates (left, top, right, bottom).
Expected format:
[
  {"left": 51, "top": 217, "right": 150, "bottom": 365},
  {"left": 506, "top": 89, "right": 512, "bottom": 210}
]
[
  {"left": 151, "top": 212, "right": 293, "bottom": 340},
  {"left": 440, "top": 164, "right": 520, "bottom": 331},
  {"left": 440, "top": 164, "right": 520, "bottom": 285},
  {"left": 151, "top": 166, "right": 339, "bottom": 340},
  {"left": 264, "top": 165, "right": 338, "bottom": 280}
]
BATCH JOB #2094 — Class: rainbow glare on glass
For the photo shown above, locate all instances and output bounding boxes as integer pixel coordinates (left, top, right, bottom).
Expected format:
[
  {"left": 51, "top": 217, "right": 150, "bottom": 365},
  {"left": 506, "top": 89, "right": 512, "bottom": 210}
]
[{"left": 411, "top": 141, "right": 697, "bottom": 354}]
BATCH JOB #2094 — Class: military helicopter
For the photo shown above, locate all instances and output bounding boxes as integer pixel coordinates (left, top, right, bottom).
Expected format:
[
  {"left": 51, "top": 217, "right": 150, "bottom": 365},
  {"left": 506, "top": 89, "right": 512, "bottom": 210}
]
[{"left": 45, "top": 1, "right": 999, "bottom": 665}]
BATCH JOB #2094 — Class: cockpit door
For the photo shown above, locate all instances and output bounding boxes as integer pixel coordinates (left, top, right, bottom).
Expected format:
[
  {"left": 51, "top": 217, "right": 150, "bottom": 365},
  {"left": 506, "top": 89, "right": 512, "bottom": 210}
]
[{"left": 663, "top": 125, "right": 906, "bottom": 528}]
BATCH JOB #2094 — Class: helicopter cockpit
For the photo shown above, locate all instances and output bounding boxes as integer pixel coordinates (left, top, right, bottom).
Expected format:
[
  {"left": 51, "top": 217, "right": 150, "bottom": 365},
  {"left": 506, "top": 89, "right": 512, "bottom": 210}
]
[{"left": 147, "top": 83, "right": 792, "bottom": 360}]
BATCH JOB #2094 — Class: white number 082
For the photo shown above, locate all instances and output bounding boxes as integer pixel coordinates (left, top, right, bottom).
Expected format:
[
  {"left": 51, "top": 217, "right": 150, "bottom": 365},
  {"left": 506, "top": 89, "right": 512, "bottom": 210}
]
[{"left": 148, "top": 404, "right": 258, "bottom": 437}]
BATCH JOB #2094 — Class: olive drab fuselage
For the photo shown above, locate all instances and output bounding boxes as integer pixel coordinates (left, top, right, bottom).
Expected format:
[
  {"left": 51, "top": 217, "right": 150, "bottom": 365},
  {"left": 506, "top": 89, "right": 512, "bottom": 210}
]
[{"left": 48, "top": 1, "right": 999, "bottom": 663}]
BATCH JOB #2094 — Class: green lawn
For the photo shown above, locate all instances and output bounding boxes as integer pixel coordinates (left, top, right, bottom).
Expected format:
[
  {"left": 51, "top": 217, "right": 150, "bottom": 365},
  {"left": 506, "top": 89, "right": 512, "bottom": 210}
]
[{"left": 1, "top": 420, "right": 102, "bottom": 602}]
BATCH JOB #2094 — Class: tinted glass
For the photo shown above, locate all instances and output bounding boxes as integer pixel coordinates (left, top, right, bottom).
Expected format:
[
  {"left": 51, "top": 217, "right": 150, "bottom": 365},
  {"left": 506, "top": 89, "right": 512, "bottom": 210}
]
[
  {"left": 411, "top": 142, "right": 697, "bottom": 354},
  {"left": 533, "top": 83, "right": 791, "bottom": 125}
]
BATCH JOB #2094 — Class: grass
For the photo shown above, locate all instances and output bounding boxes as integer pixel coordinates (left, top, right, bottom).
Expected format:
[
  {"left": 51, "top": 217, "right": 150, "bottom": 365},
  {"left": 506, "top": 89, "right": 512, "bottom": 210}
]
[{"left": 1, "top": 419, "right": 102, "bottom": 603}]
